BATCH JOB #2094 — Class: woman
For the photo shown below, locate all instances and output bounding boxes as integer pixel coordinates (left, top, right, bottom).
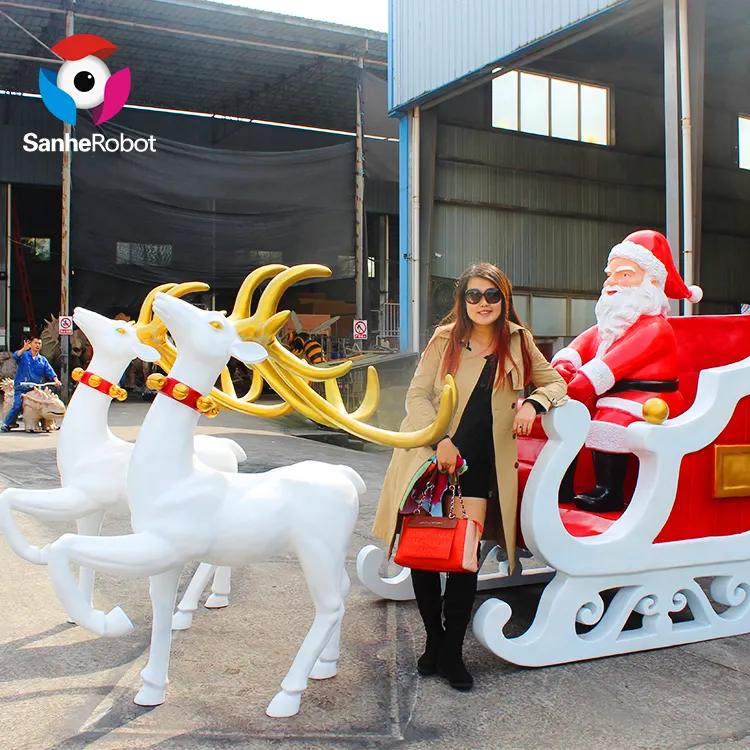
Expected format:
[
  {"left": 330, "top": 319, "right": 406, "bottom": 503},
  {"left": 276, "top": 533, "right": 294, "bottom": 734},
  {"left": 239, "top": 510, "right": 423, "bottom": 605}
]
[{"left": 373, "top": 262, "right": 567, "bottom": 690}]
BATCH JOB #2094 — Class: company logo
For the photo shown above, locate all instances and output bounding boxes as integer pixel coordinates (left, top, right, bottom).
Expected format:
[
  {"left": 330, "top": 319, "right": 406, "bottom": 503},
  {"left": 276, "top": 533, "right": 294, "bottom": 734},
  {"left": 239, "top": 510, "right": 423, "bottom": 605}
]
[{"left": 39, "top": 33, "right": 131, "bottom": 126}]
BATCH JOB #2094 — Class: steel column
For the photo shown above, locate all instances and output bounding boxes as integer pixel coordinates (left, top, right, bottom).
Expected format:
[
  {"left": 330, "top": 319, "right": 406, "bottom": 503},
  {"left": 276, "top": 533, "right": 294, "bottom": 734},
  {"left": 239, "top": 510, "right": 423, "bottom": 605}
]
[
  {"left": 60, "top": 2, "right": 73, "bottom": 399},
  {"left": 355, "top": 57, "right": 365, "bottom": 321}
]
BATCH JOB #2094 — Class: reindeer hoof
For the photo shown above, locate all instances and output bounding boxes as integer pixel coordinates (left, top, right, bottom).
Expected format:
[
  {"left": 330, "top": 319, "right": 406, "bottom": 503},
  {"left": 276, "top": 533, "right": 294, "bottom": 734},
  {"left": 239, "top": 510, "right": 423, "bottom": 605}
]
[
  {"left": 310, "top": 659, "right": 338, "bottom": 680},
  {"left": 104, "top": 606, "right": 134, "bottom": 637},
  {"left": 266, "top": 689, "right": 302, "bottom": 718},
  {"left": 134, "top": 684, "right": 166, "bottom": 706},
  {"left": 204, "top": 594, "right": 229, "bottom": 609},
  {"left": 171, "top": 610, "right": 194, "bottom": 631}
]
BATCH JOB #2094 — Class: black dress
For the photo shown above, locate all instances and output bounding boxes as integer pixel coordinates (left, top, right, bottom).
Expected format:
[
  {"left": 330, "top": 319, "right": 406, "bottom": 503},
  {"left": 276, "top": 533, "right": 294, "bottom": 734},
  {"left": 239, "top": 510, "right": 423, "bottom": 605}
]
[{"left": 450, "top": 356, "right": 497, "bottom": 499}]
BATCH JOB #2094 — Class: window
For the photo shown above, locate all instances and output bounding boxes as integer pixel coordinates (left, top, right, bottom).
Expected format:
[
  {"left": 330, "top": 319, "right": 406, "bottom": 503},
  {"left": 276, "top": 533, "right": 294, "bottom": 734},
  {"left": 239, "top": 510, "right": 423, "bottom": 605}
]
[
  {"left": 338, "top": 255, "right": 356, "bottom": 277},
  {"left": 116, "top": 242, "right": 172, "bottom": 267},
  {"left": 367, "top": 256, "right": 376, "bottom": 278},
  {"left": 513, "top": 293, "right": 597, "bottom": 338},
  {"left": 247, "top": 249, "right": 283, "bottom": 264},
  {"left": 22, "top": 237, "right": 50, "bottom": 261},
  {"left": 740, "top": 116, "right": 750, "bottom": 170},
  {"left": 492, "top": 70, "right": 609, "bottom": 145}
]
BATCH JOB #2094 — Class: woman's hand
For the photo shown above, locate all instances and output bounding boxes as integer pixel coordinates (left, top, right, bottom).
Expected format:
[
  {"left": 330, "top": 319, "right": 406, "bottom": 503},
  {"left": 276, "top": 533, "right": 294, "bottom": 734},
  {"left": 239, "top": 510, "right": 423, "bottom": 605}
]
[
  {"left": 512, "top": 401, "right": 538, "bottom": 437},
  {"left": 436, "top": 438, "right": 460, "bottom": 474}
]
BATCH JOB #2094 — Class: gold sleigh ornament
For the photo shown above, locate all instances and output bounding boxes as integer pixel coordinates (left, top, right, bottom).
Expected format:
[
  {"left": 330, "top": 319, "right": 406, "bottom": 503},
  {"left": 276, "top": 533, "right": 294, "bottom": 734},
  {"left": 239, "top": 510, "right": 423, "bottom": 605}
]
[{"left": 642, "top": 398, "right": 669, "bottom": 425}]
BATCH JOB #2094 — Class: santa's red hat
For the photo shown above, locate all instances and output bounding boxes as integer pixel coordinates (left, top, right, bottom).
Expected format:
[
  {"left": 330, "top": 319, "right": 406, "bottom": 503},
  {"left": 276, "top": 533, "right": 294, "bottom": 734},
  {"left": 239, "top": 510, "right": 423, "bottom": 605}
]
[{"left": 607, "top": 229, "right": 703, "bottom": 304}]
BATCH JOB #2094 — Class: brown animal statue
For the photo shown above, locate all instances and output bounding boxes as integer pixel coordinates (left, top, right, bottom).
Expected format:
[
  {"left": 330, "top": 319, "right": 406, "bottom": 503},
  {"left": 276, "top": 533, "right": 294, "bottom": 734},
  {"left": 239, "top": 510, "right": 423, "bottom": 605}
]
[{"left": 0, "top": 379, "right": 66, "bottom": 432}]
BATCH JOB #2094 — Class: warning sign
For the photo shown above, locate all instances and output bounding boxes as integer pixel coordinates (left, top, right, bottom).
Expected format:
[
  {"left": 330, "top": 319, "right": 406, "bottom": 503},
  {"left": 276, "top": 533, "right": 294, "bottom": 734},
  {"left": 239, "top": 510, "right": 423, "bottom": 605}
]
[
  {"left": 353, "top": 319, "right": 368, "bottom": 340},
  {"left": 59, "top": 316, "right": 74, "bottom": 336}
]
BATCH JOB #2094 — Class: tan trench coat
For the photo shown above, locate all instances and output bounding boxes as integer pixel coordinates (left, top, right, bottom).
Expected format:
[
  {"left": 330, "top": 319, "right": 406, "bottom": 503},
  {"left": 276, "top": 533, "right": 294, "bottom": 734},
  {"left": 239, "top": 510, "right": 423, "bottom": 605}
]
[{"left": 372, "top": 323, "right": 567, "bottom": 569}]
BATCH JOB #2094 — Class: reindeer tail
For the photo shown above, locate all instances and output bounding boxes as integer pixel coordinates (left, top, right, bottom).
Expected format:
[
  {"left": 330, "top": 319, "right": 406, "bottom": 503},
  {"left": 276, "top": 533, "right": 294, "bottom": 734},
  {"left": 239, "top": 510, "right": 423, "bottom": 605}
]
[{"left": 337, "top": 466, "right": 367, "bottom": 495}]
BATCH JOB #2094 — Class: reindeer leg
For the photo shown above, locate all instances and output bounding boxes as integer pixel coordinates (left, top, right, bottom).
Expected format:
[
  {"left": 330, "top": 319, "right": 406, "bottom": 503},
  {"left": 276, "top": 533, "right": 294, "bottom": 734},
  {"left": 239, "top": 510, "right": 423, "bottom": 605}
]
[
  {"left": 205, "top": 566, "right": 232, "bottom": 609},
  {"left": 136, "top": 567, "right": 183, "bottom": 706},
  {"left": 0, "top": 486, "right": 96, "bottom": 564},
  {"left": 172, "top": 562, "right": 216, "bottom": 630},
  {"left": 70, "top": 510, "right": 106, "bottom": 622},
  {"left": 46, "top": 531, "right": 182, "bottom": 637},
  {"left": 266, "top": 542, "right": 346, "bottom": 718},
  {"left": 310, "top": 569, "right": 350, "bottom": 680}
]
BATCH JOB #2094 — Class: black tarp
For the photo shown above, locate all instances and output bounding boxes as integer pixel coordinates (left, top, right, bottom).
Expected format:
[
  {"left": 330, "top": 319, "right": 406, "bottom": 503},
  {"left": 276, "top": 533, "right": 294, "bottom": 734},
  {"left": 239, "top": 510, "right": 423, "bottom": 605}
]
[{"left": 70, "top": 118, "right": 356, "bottom": 307}]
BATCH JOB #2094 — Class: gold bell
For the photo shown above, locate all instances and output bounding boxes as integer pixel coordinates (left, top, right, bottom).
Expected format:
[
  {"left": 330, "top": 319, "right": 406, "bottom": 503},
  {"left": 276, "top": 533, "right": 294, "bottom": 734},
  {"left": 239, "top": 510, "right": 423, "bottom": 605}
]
[
  {"left": 642, "top": 398, "right": 669, "bottom": 425},
  {"left": 172, "top": 383, "right": 190, "bottom": 401},
  {"left": 146, "top": 374, "right": 166, "bottom": 391},
  {"left": 72, "top": 368, "right": 84, "bottom": 382},
  {"left": 109, "top": 385, "right": 128, "bottom": 402},
  {"left": 196, "top": 395, "right": 217, "bottom": 415},
  {"left": 88, "top": 374, "right": 102, "bottom": 388}
]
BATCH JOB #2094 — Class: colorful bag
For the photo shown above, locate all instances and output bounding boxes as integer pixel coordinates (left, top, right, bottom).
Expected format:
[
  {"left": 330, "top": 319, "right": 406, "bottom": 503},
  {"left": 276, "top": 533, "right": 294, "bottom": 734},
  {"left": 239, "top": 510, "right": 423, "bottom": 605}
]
[
  {"left": 394, "top": 474, "right": 483, "bottom": 573},
  {"left": 398, "top": 455, "right": 467, "bottom": 516}
]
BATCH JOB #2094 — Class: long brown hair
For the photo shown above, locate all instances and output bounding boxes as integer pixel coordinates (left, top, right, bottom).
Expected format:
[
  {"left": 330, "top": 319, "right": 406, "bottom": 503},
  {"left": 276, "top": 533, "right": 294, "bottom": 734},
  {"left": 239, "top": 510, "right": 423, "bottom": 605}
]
[{"left": 438, "top": 262, "right": 532, "bottom": 388}]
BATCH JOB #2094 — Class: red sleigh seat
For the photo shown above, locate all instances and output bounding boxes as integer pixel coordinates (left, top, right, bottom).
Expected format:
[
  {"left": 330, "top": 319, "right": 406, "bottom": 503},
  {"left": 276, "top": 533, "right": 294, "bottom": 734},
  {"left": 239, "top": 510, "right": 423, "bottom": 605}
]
[{"left": 517, "top": 315, "right": 750, "bottom": 542}]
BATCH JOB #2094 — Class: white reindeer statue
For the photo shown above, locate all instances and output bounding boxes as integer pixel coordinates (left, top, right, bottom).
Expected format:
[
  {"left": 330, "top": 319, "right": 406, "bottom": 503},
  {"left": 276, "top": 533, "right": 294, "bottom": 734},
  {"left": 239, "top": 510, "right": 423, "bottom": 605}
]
[
  {"left": 0, "top": 283, "right": 240, "bottom": 619},
  {"left": 43, "top": 264, "right": 455, "bottom": 718}
]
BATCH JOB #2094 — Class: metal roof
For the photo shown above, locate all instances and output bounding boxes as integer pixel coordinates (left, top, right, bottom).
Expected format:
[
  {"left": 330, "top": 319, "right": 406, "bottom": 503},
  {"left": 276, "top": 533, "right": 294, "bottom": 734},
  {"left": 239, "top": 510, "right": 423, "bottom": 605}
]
[
  {"left": 390, "top": 0, "right": 632, "bottom": 111},
  {"left": 0, "top": 0, "right": 388, "bottom": 131}
]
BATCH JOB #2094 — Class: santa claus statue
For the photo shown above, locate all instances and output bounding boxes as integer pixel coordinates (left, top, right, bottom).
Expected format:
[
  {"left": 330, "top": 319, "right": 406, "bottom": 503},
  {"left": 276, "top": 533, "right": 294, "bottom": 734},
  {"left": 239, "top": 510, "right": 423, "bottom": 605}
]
[{"left": 552, "top": 229, "right": 703, "bottom": 513}]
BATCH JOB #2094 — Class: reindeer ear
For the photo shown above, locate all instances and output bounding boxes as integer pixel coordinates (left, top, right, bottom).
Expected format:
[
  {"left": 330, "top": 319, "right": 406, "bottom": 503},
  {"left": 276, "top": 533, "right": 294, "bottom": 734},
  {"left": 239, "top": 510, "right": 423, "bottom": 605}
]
[
  {"left": 134, "top": 342, "right": 160, "bottom": 363},
  {"left": 230, "top": 340, "right": 268, "bottom": 365}
]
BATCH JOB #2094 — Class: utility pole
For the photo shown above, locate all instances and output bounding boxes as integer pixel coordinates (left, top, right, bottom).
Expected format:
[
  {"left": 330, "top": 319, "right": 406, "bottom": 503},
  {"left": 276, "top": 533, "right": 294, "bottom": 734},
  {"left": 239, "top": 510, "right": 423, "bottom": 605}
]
[
  {"left": 60, "top": 1, "right": 74, "bottom": 400},
  {"left": 354, "top": 56, "right": 365, "bottom": 321}
]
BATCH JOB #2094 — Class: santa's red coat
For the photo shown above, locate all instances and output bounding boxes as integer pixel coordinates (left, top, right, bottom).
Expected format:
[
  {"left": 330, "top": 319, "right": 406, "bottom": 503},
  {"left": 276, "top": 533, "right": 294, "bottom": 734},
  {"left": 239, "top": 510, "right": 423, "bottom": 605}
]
[{"left": 551, "top": 314, "right": 684, "bottom": 453}]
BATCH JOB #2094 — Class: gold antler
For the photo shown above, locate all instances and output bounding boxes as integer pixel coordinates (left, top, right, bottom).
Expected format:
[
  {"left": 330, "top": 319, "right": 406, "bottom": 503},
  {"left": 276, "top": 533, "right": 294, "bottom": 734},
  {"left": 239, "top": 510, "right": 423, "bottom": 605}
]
[
  {"left": 233, "top": 265, "right": 353, "bottom": 381},
  {"left": 252, "top": 357, "right": 456, "bottom": 448},
  {"left": 324, "top": 366, "right": 380, "bottom": 422}
]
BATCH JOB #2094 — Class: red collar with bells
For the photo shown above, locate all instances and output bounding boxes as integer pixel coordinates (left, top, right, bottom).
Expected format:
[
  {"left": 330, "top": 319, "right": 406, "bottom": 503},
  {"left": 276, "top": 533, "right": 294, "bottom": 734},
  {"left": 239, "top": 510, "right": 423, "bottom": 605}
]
[
  {"left": 145, "top": 374, "right": 220, "bottom": 418},
  {"left": 72, "top": 368, "right": 127, "bottom": 401}
]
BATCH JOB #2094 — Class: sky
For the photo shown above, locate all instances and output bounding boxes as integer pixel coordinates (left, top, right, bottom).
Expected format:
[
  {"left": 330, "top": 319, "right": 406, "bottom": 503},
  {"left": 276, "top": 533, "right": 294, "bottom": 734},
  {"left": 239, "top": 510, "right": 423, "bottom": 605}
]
[{"left": 212, "top": 0, "right": 388, "bottom": 31}]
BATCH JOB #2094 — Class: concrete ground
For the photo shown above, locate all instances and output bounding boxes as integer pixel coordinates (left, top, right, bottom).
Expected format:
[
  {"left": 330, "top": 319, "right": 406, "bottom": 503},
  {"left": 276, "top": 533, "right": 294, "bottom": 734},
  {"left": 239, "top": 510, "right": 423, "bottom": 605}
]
[{"left": 1, "top": 402, "right": 750, "bottom": 750}]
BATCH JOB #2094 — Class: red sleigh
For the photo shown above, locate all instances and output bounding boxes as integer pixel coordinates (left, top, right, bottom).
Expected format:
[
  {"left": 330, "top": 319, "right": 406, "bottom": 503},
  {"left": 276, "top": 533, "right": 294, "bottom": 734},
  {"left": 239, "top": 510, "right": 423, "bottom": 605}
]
[{"left": 517, "top": 314, "right": 750, "bottom": 544}]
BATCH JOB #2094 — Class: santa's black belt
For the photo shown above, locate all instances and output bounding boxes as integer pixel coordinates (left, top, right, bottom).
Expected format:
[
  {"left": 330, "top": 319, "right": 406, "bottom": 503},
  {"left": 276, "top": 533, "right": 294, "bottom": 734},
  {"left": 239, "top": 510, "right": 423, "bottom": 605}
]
[{"left": 607, "top": 379, "right": 679, "bottom": 394}]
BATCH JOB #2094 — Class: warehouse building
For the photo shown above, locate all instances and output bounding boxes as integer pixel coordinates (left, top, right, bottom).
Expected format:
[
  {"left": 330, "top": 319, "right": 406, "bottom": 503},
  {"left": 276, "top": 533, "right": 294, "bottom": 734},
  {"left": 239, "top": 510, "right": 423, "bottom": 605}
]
[
  {"left": 0, "top": 0, "right": 397, "bottom": 358},
  {"left": 391, "top": 0, "right": 750, "bottom": 357}
]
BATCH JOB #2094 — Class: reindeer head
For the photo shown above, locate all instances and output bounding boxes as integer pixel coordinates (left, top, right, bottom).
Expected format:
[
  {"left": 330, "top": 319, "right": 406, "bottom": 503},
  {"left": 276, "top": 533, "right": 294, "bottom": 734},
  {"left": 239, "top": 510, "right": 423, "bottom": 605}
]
[
  {"left": 151, "top": 293, "right": 269, "bottom": 383},
  {"left": 73, "top": 307, "right": 161, "bottom": 368}
]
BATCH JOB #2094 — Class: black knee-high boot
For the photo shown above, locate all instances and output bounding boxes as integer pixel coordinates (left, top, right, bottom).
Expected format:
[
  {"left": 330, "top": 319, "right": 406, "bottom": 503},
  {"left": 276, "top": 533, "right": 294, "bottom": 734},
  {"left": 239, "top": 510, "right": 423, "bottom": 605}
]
[
  {"left": 411, "top": 568, "right": 444, "bottom": 675},
  {"left": 438, "top": 570, "right": 478, "bottom": 690}
]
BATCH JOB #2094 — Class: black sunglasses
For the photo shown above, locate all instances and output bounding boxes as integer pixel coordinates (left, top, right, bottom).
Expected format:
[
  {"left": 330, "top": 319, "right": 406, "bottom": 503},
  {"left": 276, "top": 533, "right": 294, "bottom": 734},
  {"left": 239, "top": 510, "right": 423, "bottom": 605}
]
[{"left": 464, "top": 287, "right": 503, "bottom": 305}]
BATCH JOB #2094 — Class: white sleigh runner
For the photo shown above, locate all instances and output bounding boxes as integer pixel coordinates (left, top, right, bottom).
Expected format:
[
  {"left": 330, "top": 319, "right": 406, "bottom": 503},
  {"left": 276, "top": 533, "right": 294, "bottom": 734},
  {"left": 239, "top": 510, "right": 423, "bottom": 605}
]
[{"left": 360, "top": 314, "right": 750, "bottom": 666}]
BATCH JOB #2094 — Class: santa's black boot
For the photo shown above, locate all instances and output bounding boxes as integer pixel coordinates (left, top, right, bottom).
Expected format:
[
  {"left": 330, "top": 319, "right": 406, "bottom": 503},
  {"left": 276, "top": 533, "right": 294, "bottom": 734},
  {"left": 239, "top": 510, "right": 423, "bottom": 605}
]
[
  {"left": 438, "top": 571, "right": 477, "bottom": 690},
  {"left": 558, "top": 456, "right": 579, "bottom": 504},
  {"left": 574, "top": 451, "right": 629, "bottom": 513},
  {"left": 411, "top": 569, "right": 444, "bottom": 675}
]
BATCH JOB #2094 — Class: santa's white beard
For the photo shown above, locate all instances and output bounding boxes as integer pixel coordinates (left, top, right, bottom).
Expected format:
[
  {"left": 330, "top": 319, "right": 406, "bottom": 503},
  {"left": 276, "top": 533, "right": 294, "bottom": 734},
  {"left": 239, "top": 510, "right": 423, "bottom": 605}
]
[{"left": 595, "top": 279, "right": 670, "bottom": 350}]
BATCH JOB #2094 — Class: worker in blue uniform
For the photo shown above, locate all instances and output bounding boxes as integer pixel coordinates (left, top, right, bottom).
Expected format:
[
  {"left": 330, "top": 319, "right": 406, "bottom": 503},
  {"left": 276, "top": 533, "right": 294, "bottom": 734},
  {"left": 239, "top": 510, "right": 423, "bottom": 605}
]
[{"left": 1, "top": 337, "right": 61, "bottom": 432}]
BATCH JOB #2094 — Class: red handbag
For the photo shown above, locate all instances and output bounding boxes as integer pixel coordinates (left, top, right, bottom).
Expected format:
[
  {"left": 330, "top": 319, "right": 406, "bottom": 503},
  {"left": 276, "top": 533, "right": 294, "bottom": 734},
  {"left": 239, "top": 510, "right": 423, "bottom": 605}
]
[{"left": 394, "top": 474, "right": 483, "bottom": 574}]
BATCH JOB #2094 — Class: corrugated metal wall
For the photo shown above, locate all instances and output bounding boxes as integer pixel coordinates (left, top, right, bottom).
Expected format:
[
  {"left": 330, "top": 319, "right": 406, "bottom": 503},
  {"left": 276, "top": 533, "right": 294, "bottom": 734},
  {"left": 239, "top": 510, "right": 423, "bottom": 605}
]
[
  {"left": 423, "top": 53, "right": 750, "bottom": 309},
  {"left": 431, "top": 123, "right": 664, "bottom": 293},
  {"left": 391, "top": 0, "right": 627, "bottom": 109}
]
